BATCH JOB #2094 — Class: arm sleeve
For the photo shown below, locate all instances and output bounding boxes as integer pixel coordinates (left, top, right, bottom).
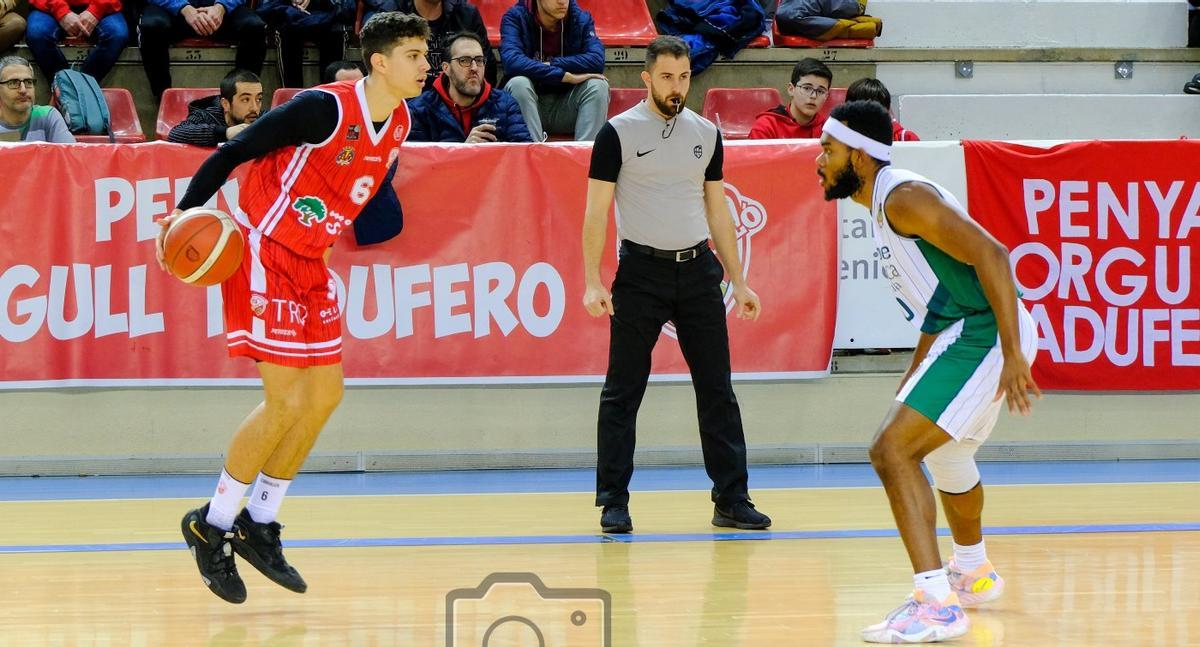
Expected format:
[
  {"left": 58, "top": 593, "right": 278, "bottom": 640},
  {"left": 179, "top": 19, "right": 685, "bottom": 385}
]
[
  {"left": 34, "top": 0, "right": 73, "bottom": 20},
  {"left": 151, "top": 0, "right": 189, "bottom": 16},
  {"left": 46, "top": 110, "right": 77, "bottom": 143},
  {"left": 215, "top": 0, "right": 243, "bottom": 13},
  {"left": 167, "top": 111, "right": 227, "bottom": 147},
  {"left": 704, "top": 130, "right": 723, "bottom": 182},
  {"left": 85, "top": 0, "right": 121, "bottom": 18},
  {"left": 352, "top": 161, "right": 403, "bottom": 246},
  {"left": 499, "top": 10, "right": 566, "bottom": 84},
  {"left": 550, "top": 13, "right": 605, "bottom": 74},
  {"left": 0, "top": 0, "right": 17, "bottom": 14},
  {"left": 587, "top": 122, "right": 621, "bottom": 182},
  {"left": 177, "top": 91, "right": 338, "bottom": 210},
  {"left": 747, "top": 116, "right": 773, "bottom": 140}
]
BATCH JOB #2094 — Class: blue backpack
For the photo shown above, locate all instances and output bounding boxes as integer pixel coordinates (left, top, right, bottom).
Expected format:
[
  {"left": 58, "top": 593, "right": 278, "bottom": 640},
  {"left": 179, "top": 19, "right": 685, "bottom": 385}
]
[{"left": 52, "top": 69, "right": 112, "bottom": 139}]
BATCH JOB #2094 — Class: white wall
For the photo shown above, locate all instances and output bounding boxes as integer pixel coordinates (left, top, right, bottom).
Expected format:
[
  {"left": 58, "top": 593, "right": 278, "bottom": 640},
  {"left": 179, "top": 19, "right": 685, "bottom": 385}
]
[
  {"left": 877, "top": 63, "right": 1198, "bottom": 97},
  {"left": 868, "top": 0, "right": 1187, "bottom": 49},
  {"left": 896, "top": 94, "right": 1200, "bottom": 140}
]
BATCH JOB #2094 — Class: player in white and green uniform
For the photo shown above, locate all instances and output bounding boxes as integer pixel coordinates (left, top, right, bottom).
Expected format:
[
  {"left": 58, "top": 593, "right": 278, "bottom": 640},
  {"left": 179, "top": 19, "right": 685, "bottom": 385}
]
[{"left": 816, "top": 100, "right": 1041, "bottom": 644}]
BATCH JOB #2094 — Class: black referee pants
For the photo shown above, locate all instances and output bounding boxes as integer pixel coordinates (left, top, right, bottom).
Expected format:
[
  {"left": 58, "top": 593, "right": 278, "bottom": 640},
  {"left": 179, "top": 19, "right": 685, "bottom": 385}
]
[{"left": 595, "top": 244, "right": 751, "bottom": 509}]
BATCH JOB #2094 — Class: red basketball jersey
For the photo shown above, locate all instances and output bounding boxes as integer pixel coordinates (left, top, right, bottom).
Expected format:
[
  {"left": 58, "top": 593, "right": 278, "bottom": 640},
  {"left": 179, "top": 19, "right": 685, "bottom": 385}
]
[{"left": 237, "top": 79, "right": 410, "bottom": 258}]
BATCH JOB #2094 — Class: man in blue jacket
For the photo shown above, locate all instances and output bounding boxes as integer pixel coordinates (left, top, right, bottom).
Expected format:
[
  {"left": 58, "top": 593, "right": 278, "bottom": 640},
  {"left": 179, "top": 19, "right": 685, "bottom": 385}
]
[
  {"left": 138, "top": 0, "right": 266, "bottom": 99},
  {"left": 409, "top": 31, "right": 531, "bottom": 143},
  {"left": 500, "top": 0, "right": 608, "bottom": 141}
]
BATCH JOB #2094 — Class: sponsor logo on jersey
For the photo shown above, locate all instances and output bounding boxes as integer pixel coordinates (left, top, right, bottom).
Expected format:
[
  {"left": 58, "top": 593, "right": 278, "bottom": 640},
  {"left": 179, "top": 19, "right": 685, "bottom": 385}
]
[
  {"left": 346, "top": 124, "right": 361, "bottom": 141},
  {"left": 364, "top": 155, "right": 382, "bottom": 163},
  {"left": 293, "top": 196, "right": 329, "bottom": 226},
  {"left": 250, "top": 293, "right": 268, "bottom": 317},
  {"left": 387, "top": 147, "right": 400, "bottom": 168},
  {"left": 335, "top": 147, "right": 355, "bottom": 166}
]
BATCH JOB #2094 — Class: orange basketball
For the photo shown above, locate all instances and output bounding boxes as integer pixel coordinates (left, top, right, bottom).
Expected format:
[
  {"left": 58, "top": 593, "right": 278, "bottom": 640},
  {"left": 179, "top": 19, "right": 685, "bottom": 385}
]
[{"left": 163, "top": 208, "right": 244, "bottom": 287}]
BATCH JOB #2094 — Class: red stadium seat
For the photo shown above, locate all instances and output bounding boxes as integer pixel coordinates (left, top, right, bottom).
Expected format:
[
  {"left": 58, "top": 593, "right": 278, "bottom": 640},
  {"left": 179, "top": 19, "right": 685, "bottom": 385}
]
[
  {"left": 772, "top": 20, "right": 874, "bottom": 48},
  {"left": 575, "top": 0, "right": 657, "bottom": 46},
  {"left": 156, "top": 87, "right": 217, "bottom": 141},
  {"left": 272, "top": 87, "right": 303, "bottom": 108},
  {"left": 608, "top": 87, "right": 644, "bottom": 117},
  {"left": 816, "top": 86, "right": 847, "bottom": 120},
  {"left": 477, "top": 0, "right": 657, "bottom": 47},
  {"left": 76, "top": 88, "right": 146, "bottom": 143},
  {"left": 701, "top": 87, "right": 783, "bottom": 140},
  {"left": 746, "top": 34, "right": 770, "bottom": 48}
]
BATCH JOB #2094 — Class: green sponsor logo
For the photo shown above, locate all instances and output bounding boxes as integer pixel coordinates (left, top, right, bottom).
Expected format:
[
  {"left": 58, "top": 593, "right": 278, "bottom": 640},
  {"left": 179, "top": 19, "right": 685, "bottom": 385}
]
[{"left": 293, "top": 196, "right": 328, "bottom": 226}]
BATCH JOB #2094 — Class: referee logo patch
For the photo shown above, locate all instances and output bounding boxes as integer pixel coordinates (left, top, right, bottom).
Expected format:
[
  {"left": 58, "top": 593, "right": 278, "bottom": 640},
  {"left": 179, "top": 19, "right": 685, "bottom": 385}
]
[{"left": 693, "top": 145, "right": 703, "bottom": 159}]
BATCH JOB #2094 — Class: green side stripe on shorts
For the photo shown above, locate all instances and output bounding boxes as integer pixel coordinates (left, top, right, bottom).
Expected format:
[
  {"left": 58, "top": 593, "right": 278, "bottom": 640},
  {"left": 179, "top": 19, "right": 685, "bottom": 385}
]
[{"left": 905, "top": 313, "right": 999, "bottom": 425}]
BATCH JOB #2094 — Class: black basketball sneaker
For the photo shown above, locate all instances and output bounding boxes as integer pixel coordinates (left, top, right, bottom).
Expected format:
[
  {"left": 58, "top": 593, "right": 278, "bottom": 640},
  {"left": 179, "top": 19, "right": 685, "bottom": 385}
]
[
  {"left": 230, "top": 508, "right": 308, "bottom": 593},
  {"left": 181, "top": 504, "right": 247, "bottom": 604}
]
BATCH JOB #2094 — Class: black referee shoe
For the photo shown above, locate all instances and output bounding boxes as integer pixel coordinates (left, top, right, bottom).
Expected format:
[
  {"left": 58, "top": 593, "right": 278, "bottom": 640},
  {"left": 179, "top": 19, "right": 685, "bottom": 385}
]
[
  {"left": 600, "top": 505, "right": 633, "bottom": 533},
  {"left": 712, "top": 501, "right": 772, "bottom": 530},
  {"left": 181, "top": 504, "right": 247, "bottom": 604},
  {"left": 231, "top": 508, "right": 308, "bottom": 593}
]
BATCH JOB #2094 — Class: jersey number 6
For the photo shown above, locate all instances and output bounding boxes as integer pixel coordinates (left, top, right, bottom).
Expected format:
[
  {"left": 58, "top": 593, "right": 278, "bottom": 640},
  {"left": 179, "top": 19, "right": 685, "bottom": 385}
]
[{"left": 350, "top": 176, "right": 375, "bottom": 205}]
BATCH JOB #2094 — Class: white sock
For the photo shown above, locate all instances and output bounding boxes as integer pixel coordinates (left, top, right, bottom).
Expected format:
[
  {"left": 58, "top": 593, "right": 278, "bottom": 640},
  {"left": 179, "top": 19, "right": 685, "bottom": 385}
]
[
  {"left": 953, "top": 540, "right": 988, "bottom": 572},
  {"left": 914, "top": 568, "right": 951, "bottom": 601},
  {"left": 246, "top": 473, "right": 292, "bottom": 524},
  {"left": 206, "top": 469, "right": 251, "bottom": 531}
]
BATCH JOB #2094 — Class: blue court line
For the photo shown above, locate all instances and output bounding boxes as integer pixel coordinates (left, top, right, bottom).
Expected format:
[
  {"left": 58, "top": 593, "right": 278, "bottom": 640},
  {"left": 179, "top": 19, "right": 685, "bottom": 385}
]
[
  {"left": 3, "top": 460, "right": 1199, "bottom": 501},
  {"left": 4, "top": 522, "right": 1198, "bottom": 555}
]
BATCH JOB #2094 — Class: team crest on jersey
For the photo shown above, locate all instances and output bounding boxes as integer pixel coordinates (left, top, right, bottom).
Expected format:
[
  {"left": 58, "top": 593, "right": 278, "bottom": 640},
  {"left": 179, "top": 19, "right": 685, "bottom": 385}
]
[
  {"left": 393, "top": 124, "right": 405, "bottom": 141},
  {"left": 250, "top": 293, "right": 268, "bottom": 317},
  {"left": 346, "top": 124, "right": 361, "bottom": 141},
  {"left": 293, "top": 196, "right": 329, "bottom": 226},
  {"left": 693, "top": 145, "right": 703, "bottom": 159},
  {"left": 387, "top": 147, "right": 400, "bottom": 168},
  {"left": 335, "top": 146, "right": 355, "bottom": 166}
]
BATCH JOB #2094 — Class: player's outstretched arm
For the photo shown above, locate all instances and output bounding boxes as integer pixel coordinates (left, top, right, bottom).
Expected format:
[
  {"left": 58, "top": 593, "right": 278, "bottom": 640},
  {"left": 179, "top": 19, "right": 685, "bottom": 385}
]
[
  {"left": 884, "top": 183, "right": 1042, "bottom": 414},
  {"left": 174, "top": 92, "right": 340, "bottom": 213}
]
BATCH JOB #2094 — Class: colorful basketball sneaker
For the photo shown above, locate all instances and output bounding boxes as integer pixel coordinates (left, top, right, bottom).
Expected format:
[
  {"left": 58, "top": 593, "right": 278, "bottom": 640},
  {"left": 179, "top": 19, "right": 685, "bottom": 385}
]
[
  {"left": 861, "top": 590, "right": 969, "bottom": 643},
  {"left": 947, "top": 558, "right": 1005, "bottom": 606}
]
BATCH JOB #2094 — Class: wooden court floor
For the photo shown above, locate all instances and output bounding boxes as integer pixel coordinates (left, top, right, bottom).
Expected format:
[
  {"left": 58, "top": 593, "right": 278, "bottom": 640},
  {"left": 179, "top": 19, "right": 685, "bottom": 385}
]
[{"left": 2, "top": 476, "right": 1199, "bottom": 646}]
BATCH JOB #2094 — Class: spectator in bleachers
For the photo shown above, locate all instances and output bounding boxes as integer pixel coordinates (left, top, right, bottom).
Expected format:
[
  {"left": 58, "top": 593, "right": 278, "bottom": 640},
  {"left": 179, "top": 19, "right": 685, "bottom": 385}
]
[
  {"left": 257, "top": 0, "right": 353, "bottom": 88},
  {"left": 0, "top": 0, "right": 23, "bottom": 53},
  {"left": 166, "top": 68, "right": 261, "bottom": 145},
  {"left": 362, "top": 1, "right": 495, "bottom": 91},
  {"left": 323, "top": 59, "right": 363, "bottom": 82},
  {"left": 748, "top": 57, "right": 830, "bottom": 139},
  {"left": 775, "top": 0, "right": 882, "bottom": 41},
  {"left": 25, "top": 0, "right": 129, "bottom": 83},
  {"left": 0, "top": 56, "right": 75, "bottom": 142},
  {"left": 408, "top": 31, "right": 530, "bottom": 143},
  {"left": 500, "top": 0, "right": 608, "bottom": 141},
  {"left": 138, "top": 0, "right": 267, "bottom": 100},
  {"left": 846, "top": 77, "right": 919, "bottom": 141}
]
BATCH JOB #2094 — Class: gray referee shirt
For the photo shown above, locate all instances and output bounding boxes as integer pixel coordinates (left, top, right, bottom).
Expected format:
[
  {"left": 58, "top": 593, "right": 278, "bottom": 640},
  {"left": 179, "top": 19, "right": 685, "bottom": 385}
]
[{"left": 588, "top": 100, "right": 724, "bottom": 250}]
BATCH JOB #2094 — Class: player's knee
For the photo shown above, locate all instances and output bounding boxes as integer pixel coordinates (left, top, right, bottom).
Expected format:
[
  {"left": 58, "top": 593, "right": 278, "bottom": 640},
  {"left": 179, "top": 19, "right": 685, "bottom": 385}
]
[
  {"left": 311, "top": 381, "right": 344, "bottom": 414},
  {"left": 924, "top": 444, "right": 981, "bottom": 494}
]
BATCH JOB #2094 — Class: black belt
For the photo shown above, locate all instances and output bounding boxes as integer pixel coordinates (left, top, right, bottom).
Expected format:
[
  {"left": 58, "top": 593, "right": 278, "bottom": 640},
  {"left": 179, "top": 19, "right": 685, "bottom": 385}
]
[{"left": 622, "top": 240, "right": 710, "bottom": 263}]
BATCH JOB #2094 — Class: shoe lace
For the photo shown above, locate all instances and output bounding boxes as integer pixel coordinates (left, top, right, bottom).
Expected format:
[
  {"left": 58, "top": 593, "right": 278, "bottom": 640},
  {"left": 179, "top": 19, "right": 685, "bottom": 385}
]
[
  {"left": 213, "top": 535, "right": 237, "bottom": 575},
  {"left": 884, "top": 596, "right": 920, "bottom": 623}
]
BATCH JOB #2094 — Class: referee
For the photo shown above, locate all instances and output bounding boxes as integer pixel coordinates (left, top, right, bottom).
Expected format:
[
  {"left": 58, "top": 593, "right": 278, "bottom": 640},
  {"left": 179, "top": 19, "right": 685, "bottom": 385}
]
[{"left": 581, "top": 35, "right": 772, "bottom": 534}]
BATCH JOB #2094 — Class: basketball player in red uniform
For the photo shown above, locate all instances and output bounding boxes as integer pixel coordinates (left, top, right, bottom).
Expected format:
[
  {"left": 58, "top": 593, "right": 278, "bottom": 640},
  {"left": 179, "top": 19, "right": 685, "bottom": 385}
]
[{"left": 154, "top": 13, "right": 431, "bottom": 603}]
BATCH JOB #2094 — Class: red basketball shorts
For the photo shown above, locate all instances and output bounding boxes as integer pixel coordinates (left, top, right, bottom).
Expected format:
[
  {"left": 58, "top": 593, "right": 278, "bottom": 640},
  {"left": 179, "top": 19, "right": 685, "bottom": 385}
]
[{"left": 220, "top": 228, "right": 342, "bottom": 367}]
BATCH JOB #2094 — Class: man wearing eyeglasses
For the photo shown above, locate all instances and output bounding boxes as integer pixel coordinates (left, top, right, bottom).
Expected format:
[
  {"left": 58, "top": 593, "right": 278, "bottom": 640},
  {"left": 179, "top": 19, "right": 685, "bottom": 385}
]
[
  {"left": 0, "top": 56, "right": 75, "bottom": 143},
  {"left": 748, "top": 57, "right": 833, "bottom": 140},
  {"left": 407, "top": 31, "right": 531, "bottom": 143}
]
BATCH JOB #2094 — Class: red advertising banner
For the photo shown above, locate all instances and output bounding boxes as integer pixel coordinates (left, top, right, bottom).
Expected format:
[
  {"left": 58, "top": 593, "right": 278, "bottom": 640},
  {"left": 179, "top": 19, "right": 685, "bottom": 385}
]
[
  {"left": 0, "top": 141, "right": 837, "bottom": 388},
  {"left": 964, "top": 140, "right": 1200, "bottom": 390}
]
